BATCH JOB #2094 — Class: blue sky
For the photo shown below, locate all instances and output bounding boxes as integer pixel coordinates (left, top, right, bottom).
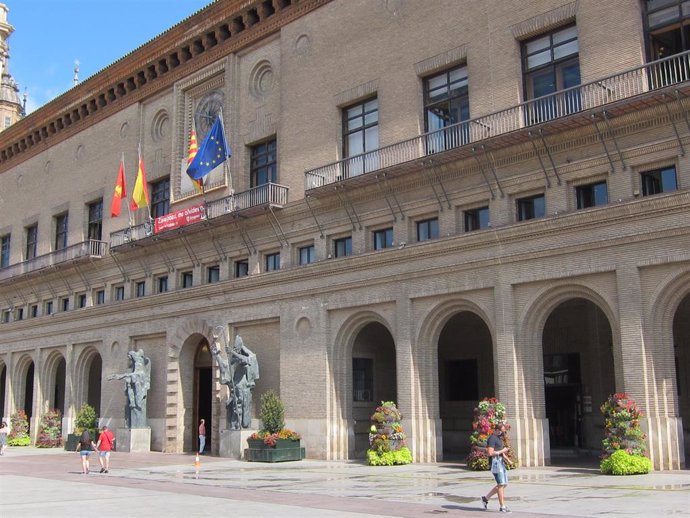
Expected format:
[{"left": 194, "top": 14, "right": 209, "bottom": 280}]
[{"left": 4, "top": 0, "right": 213, "bottom": 114}]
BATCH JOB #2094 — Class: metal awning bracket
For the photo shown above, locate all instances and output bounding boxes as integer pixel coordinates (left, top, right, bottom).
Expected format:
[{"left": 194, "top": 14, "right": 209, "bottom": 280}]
[
  {"left": 267, "top": 206, "right": 289, "bottom": 248},
  {"left": 375, "top": 172, "right": 405, "bottom": 219},
  {"left": 304, "top": 195, "right": 325, "bottom": 238},
  {"left": 336, "top": 185, "right": 362, "bottom": 231},
  {"left": 420, "top": 159, "right": 451, "bottom": 210},
  {"left": 663, "top": 93, "right": 685, "bottom": 156}
]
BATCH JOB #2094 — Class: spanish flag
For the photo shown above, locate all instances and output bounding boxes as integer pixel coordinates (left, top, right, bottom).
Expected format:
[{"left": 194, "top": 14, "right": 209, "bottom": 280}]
[
  {"left": 187, "top": 123, "right": 204, "bottom": 193},
  {"left": 110, "top": 156, "right": 127, "bottom": 217},
  {"left": 130, "top": 146, "right": 149, "bottom": 210}
]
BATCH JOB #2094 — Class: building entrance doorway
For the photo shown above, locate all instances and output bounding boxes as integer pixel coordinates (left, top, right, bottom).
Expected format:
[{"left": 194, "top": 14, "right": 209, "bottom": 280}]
[
  {"left": 194, "top": 341, "right": 213, "bottom": 453},
  {"left": 544, "top": 353, "right": 581, "bottom": 448}
]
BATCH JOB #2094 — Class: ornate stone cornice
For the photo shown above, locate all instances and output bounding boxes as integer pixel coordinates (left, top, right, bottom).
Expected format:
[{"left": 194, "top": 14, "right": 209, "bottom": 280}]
[{"left": 0, "top": 0, "right": 332, "bottom": 174}]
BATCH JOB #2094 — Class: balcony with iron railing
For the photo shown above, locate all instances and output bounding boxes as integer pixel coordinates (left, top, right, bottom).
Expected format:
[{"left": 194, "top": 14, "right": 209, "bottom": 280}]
[
  {"left": 305, "top": 50, "right": 690, "bottom": 191},
  {"left": 0, "top": 239, "right": 108, "bottom": 285},
  {"left": 110, "top": 182, "right": 289, "bottom": 249}
]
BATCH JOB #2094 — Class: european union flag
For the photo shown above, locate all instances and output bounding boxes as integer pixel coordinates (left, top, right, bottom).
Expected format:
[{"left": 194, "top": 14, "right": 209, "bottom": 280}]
[{"left": 186, "top": 116, "right": 231, "bottom": 180}]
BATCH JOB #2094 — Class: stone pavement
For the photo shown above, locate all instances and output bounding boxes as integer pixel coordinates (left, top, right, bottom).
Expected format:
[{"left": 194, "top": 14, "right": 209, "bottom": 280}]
[{"left": 0, "top": 447, "right": 688, "bottom": 517}]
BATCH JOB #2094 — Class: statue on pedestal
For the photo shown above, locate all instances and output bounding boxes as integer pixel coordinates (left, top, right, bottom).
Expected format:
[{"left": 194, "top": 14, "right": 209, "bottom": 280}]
[
  {"left": 109, "top": 349, "right": 151, "bottom": 428},
  {"left": 211, "top": 326, "right": 260, "bottom": 430}
]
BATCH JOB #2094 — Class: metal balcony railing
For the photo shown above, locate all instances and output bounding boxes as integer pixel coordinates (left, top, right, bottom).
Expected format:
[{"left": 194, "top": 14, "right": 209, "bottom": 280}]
[
  {"left": 0, "top": 239, "right": 107, "bottom": 282},
  {"left": 305, "top": 50, "right": 690, "bottom": 189},
  {"left": 110, "top": 182, "right": 288, "bottom": 248}
]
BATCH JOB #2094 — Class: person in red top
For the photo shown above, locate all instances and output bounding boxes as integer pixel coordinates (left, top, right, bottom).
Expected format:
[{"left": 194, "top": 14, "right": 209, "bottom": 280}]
[
  {"left": 96, "top": 425, "right": 115, "bottom": 473},
  {"left": 198, "top": 419, "right": 206, "bottom": 454}
]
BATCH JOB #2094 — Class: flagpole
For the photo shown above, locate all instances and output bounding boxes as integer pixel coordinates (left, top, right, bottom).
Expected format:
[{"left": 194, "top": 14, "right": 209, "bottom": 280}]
[
  {"left": 123, "top": 152, "right": 134, "bottom": 228},
  {"left": 218, "top": 107, "right": 233, "bottom": 194},
  {"left": 139, "top": 142, "right": 153, "bottom": 223}
]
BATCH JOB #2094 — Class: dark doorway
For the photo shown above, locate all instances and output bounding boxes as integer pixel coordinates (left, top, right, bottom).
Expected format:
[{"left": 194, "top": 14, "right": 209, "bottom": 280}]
[
  {"left": 87, "top": 355, "right": 102, "bottom": 416},
  {"left": 195, "top": 341, "right": 213, "bottom": 453},
  {"left": 54, "top": 358, "right": 66, "bottom": 414},
  {"left": 0, "top": 365, "right": 5, "bottom": 420},
  {"left": 24, "top": 362, "right": 34, "bottom": 424},
  {"left": 544, "top": 352, "right": 582, "bottom": 448}
]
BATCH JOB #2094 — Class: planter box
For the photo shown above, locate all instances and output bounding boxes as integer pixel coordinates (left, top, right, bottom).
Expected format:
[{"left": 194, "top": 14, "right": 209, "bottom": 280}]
[
  {"left": 245, "top": 438, "right": 305, "bottom": 462},
  {"left": 64, "top": 433, "right": 79, "bottom": 451}
]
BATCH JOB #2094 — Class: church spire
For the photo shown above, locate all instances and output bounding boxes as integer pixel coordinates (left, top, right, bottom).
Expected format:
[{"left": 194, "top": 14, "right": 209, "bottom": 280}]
[{"left": 0, "top": 3, "right": 25, "bottom": 131}]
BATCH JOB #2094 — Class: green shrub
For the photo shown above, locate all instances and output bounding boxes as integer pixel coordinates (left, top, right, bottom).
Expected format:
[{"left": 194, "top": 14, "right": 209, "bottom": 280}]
[
  {"left": 74, "top": 403, "right": 98, "bottom": 436},
  {"left": 8, "top": 409, "right": 30, "bottom": 446},
  {"left": 600, "top": 449, "right": 652, "bottom": 475},
  {"left": 366, "top": 447, "right": 412, "bottom": 466},
  {"left": 259, "top": 390, "right": 285, "bottom": 434}
]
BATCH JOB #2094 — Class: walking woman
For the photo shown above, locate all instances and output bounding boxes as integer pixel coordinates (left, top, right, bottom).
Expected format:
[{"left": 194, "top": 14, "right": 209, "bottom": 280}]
[
  {"left": 75, "top": 430, "right": 98, "bottom": 474},
  {"left": 0, "top": 420, "right": 9, "bottom": 455}
]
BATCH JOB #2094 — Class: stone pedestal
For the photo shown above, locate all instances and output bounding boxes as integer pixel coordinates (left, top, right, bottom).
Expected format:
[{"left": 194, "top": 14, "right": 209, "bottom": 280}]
[
  {"left": 116, "top": 428, "right": 151, "bottom": 453},
  {"left": 219, "top": 429, "right": 256, "bottom": 459}
]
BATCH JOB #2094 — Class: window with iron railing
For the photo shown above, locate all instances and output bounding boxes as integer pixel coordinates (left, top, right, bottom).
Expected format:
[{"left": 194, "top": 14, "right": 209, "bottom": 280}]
[
  {"left": 0, "top": 234, "right": 10, "bottom": 269},
  {"left": 25, "top": 224, "right": 38, "bottom": 260},
  {"left": 343, "top": 97, "right": 379, "bottom": 178},
  {"left": 424, "top": 65, "right": 470, "bottom": 153},
  {"left": 55, "top": 213, "right": 68, "bottom": 251},
  {"left": 88, "top": 200, "right": 103, "bottom": 241},
  {"left": 522, "top": 24, "right": 581, "bottom": 124}
]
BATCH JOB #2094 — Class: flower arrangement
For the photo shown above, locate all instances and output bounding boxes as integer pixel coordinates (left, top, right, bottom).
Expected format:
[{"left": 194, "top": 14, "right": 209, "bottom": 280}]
[
  {"left": 599, "top": 393, "right": 651, "bottom": 475},
  {"left": 249, "top": 390, "right": 301, "bottom": 448},
  {"left": 467, "top": 397, "right": 517, "bottom": 471},
  {"left": 367, "top": 401, "right": 412, "bottom": 466},
  {"left": 8, "top": 409, "right": 31, "bottom": 446},
  {"left": 35, "top": 409, "right": 63, "bottom": 448}
]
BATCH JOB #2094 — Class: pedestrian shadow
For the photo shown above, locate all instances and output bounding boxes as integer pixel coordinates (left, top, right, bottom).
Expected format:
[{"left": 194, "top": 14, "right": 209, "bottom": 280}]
[{"left": 441, "top": 504, "right": 483, "bottom": 512}]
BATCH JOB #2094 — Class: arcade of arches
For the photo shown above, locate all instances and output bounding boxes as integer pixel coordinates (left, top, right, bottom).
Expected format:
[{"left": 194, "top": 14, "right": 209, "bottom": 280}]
[{"left": 0, "top": 288, "right": 688, "bottom": 470}]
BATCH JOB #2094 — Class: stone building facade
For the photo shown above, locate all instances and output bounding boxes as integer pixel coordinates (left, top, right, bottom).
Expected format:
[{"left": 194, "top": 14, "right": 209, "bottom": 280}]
[{"left": 0, "top": 0, "right": 688, "bottom": 469}]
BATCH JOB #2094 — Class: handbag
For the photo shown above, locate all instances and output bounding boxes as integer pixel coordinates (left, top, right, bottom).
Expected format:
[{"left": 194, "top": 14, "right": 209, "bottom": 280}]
[{"left": 491, "top": 456, "right": 502, "bottom": 474}]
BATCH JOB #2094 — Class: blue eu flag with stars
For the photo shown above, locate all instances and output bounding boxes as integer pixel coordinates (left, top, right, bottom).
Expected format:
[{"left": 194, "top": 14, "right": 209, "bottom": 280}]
[{"left": 186, "top": 116, "right": 231, "bottom": 180}]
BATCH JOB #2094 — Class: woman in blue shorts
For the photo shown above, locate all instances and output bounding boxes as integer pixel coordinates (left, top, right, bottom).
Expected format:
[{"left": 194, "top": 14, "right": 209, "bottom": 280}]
[{"left": 76, "top": 430, "right": 98, "bottom": 474}]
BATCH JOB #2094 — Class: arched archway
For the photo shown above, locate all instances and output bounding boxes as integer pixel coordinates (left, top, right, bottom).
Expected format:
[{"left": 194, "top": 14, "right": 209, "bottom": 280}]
[
  {"left": 351, "top": 321, "right": 397, "bottom": 458},
  {"left": 74, "top": 348, "right": 102, "bottom": 419},
  {"left": 42, "top": 352, "right": 66, "bottom": 416},
  {"left": 438, "top": 311, "right": 494, "bottom": 458},
  {"left": 542, "top": 298, "right": 614, "bottom": 454},
  {"left": 673, "top": 293, "right": 690, "bottom": 458},
  {"left": 194, "top": 340, "right": 213, "bottom": 453}
]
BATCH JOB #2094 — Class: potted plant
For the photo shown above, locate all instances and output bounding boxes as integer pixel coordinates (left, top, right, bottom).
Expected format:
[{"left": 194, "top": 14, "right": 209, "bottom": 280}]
[
  {"left": 245, "top": 390, "right": 304, "bottom": 462},
  {"left": 7, "top": 409, "right": 31, "bottom": 446},
  {"left": 366, "top": 401, "right": 412, "bottom": 466},
  {"left": 467, "top": 397, "right": 517, "bottom": 471},
  {"left": 599, "top": 393, "right": 652, "bottom": 475},
  {"left": 65, "top": 403, "right": 98, "bottom": 451},
  {"left": 35, "top": 409, "right": 62, "bottom": 448}
]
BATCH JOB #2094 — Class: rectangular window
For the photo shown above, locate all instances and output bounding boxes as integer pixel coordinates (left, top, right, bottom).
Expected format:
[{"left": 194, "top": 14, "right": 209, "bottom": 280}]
[
  {"left": 446, "top": 359, "right": 479, "bottom": 401},
  {"left": 44, "top": 300, "right": 53, "bottom": 315},
  {"left": 207, "top": 265, "right": 220, "bottom": 283},
  {"left": 77, "top": 293, "right": 87, "bottom": 309},
  {"left": 151, "top": 177, "right": 170, "bottom": 219},
  {"left": 157, "top": 275, "right": 168, "bottom": 293},
  {"left": 373, "top": 227, "right": 394, "bottom": 250},
  {"left": 353, "top": 358, "right": 374, "bottom": 402},
  {"left": 135, "top": 281, "right": 146, "bottom": 298},
  {"left": 343, "top": 97, "right": 379, "bottom": 177},
  {"left": 30, "top": 304, "right": 38, "bottom": 318},
  {"left": 234, "top": 259, "right": 249, "bottom": 278},
  {"left": 334, "top": 236, "right": 352, "bottom": 258},
  {"left": 95, "top": 290, "right": 105, "bottom": 305},
  {"left": 424, "top": 65, "right": 470, "bottom": 153},
  {"left": 522, "top": 25, "right": 580, "bottom": 123},
  {"left": 114, "top": 285, "right": 125, "bottom": 301},
  {"left": 2, "top": 309, "right": 11, "bottom": 323},
  {"left": 641, "top": 165, "right": 678, "bottom": 196},
  {"left": 646, "top": 0, "right": 690, "bottom": 61},
  {"left": 265, "top": 253, "right": 280, "bottom": 272},
  {"left": 464, "top": 206, "right": 490, "bottom": 232},
  {"left": 299, "top": 245, "right": 315, "bottom": 265},
  {"left": 25, "top": 224, "right": 38, "bottom": 260},
  {"left": 16, "top": 307, "right": 23, "bottom": 321},
  {"left": 516, "top": 194, "right": 546, "bottom": 221},
  {"left": 0, "top": 234, "right": 10, "bottom": 269},
  {"left": 181, "top": 271, "right": 194, "bottom": 288},
  {"left": 87, "top": 200, "right": 103, "bottom": 241},
  {"left": 55, "top": 213, "right": 68, "bottom": 251},
  {"left": 576, "top": 181, "right": 608, "bottom": 209},
  {"left": 250, "top": 139, "right": 277, "bottom": 187},
  {"left": 416, "top": 218, "right": 439, "bottom": 242},
  {"left": 60, "top": 297, "right": 69, "bottom": 312}
]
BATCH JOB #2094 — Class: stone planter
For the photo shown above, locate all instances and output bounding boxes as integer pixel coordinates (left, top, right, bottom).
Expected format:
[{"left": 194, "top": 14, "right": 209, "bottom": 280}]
[
  {"left": 245, "top": 438, "right": 305, "bottom": 462},
  {"left": 64, "top": 433, "right": 79, "bottom": 451}
]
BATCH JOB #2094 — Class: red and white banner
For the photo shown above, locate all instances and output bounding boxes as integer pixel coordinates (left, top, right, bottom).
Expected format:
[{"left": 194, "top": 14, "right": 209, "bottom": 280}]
[{"left": 154, "top": 204, "right": 206, "bottom": 234}]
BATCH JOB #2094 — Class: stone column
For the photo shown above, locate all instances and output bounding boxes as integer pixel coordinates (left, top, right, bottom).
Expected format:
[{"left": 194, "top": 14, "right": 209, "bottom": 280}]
[
  {"left": 62, "top": 343, "right": 73, "bottom": 437},
  {"left": 616, "top": 262, "right": 684, "bottom": 470}
]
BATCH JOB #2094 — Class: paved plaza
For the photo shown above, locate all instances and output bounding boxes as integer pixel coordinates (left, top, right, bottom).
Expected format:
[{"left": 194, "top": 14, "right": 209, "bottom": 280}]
[{"left": 0, "top": 447, "right": 688, "bottom": 517}]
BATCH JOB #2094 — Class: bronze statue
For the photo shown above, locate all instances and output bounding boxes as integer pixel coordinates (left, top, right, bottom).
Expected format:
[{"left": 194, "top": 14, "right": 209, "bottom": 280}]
[
  {"left": 109, "top": 349, "right": 151, "bottom": 428},
  {"left": 210, "top": 327, "right": 259, "bottom": 430}
]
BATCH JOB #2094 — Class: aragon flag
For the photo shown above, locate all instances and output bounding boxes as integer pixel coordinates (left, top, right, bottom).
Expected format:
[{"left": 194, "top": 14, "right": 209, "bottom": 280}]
[
  {"left": 187, "top": 122, "right": 204, "bottom": 193},
  {"left": 110, "top": 156, "right": 127, "bottom": 217}
]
